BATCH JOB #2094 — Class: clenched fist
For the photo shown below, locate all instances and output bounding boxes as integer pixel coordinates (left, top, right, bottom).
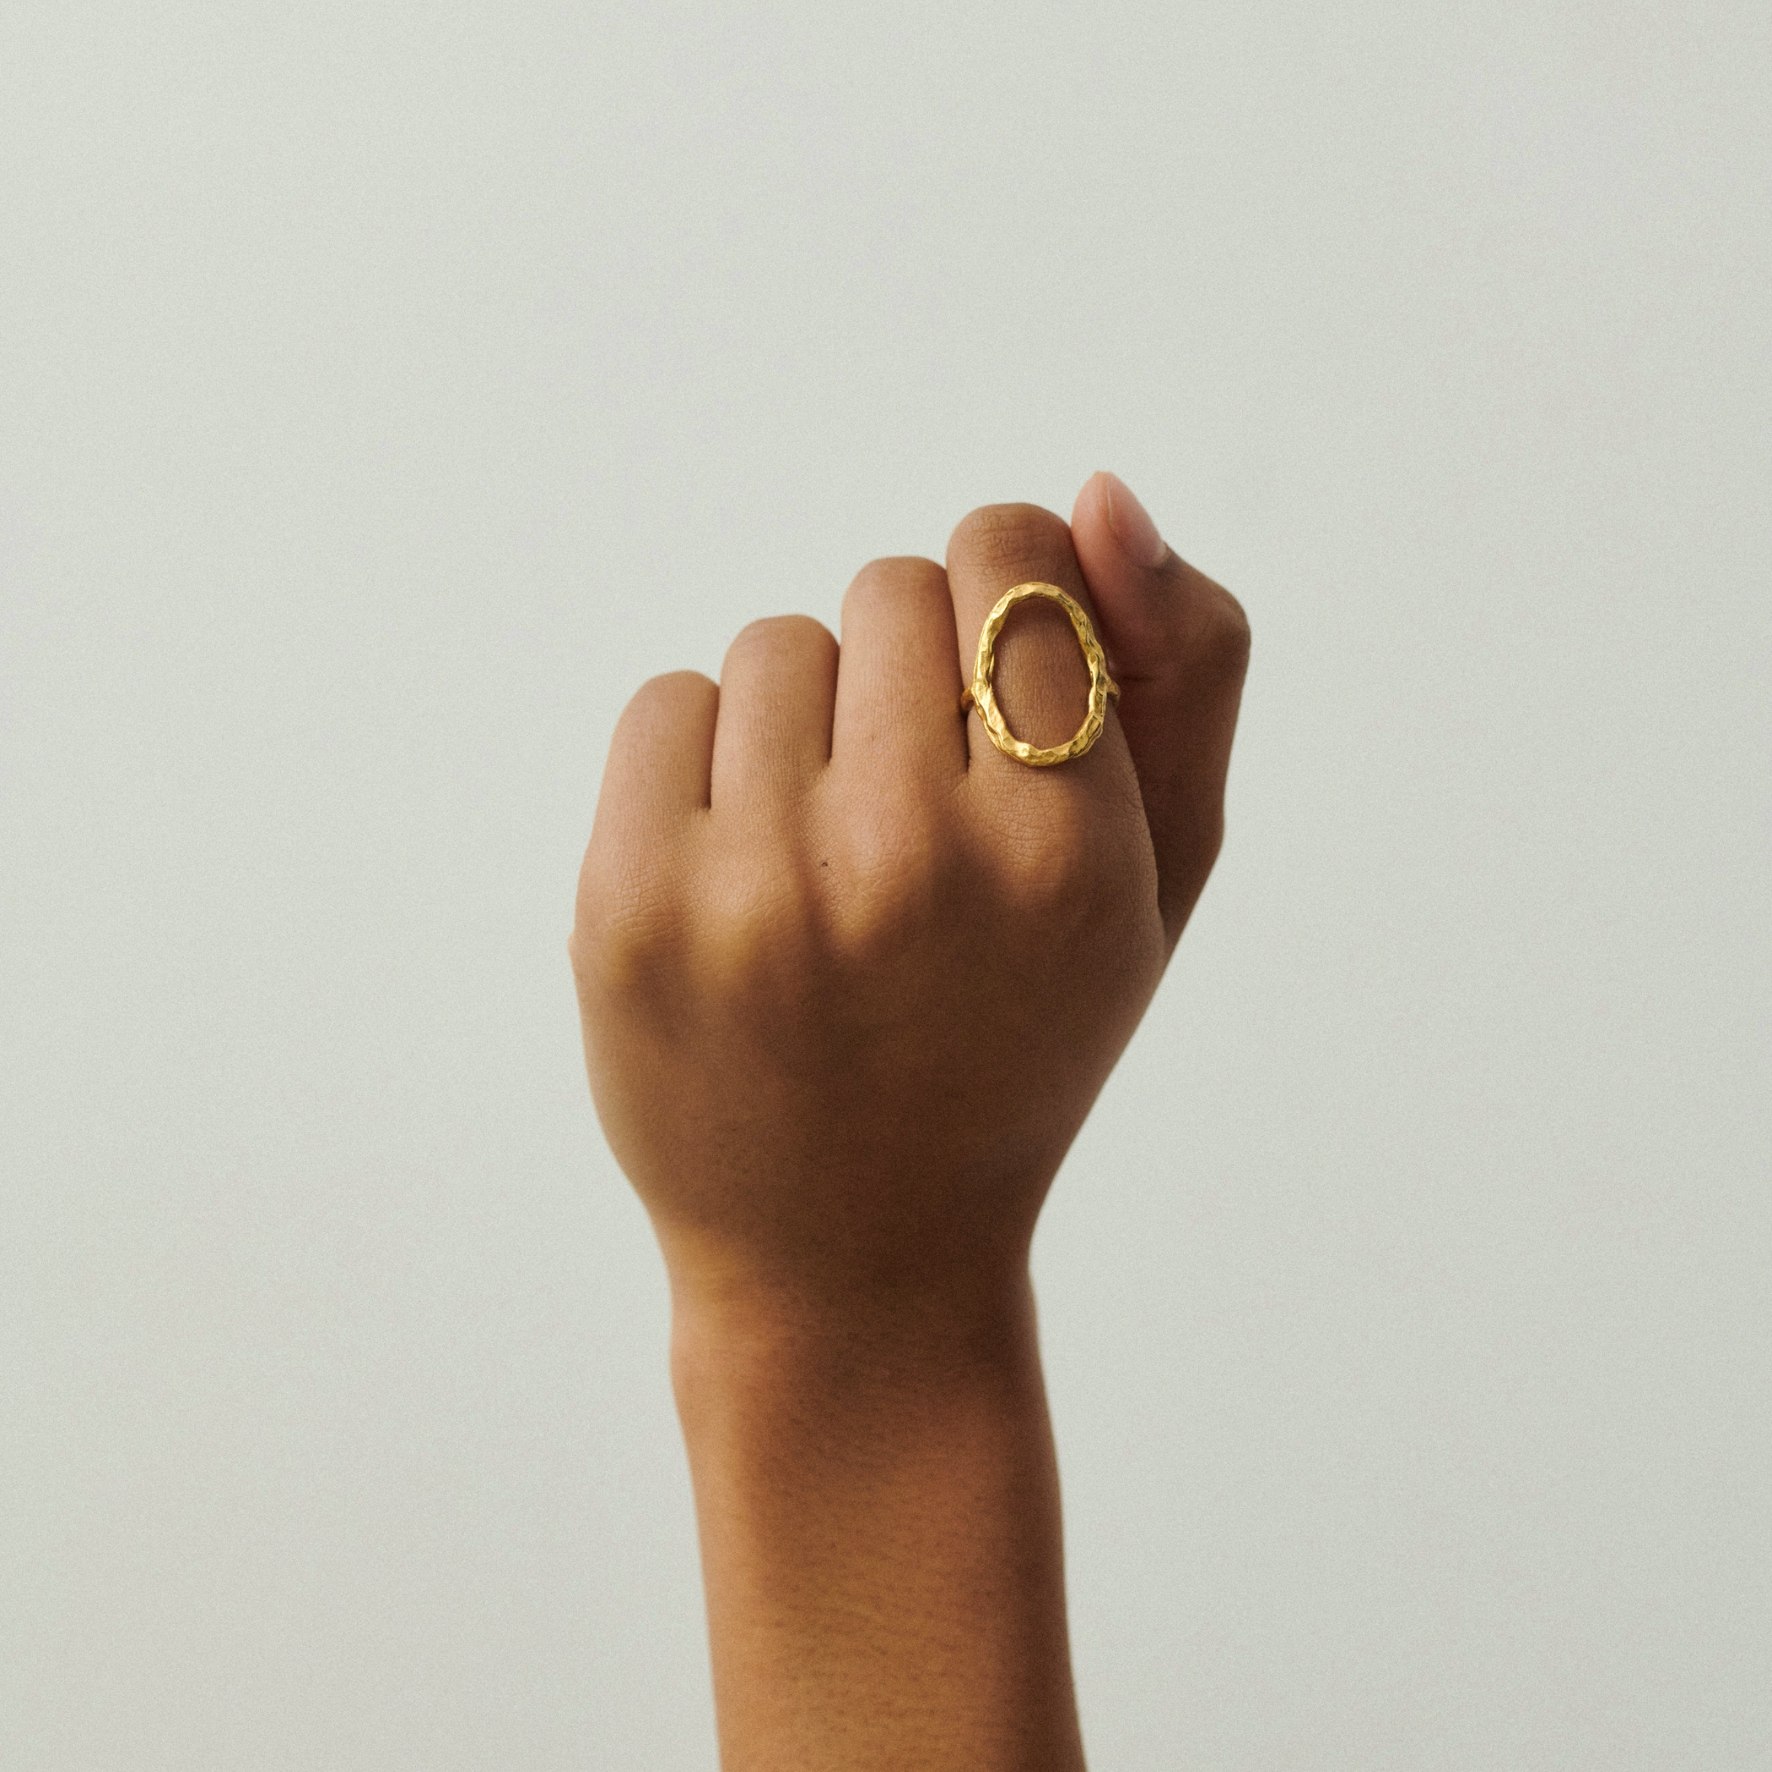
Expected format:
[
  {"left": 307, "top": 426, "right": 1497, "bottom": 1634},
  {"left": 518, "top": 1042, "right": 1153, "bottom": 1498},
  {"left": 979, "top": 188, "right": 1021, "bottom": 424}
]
[
  {"left": 571, "top": 478, "right": 1248, "bottom": 1315},
  {"left": 570, "top": 474, "right": 1248, "bottom": 1772}
]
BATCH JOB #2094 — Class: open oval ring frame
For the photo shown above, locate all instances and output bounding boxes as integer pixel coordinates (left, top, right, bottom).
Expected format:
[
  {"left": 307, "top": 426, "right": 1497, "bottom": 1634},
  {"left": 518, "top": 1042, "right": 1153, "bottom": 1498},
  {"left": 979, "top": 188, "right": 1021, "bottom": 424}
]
[{"left": 960, "top": 582, "right": 1121, "bottom": 767}]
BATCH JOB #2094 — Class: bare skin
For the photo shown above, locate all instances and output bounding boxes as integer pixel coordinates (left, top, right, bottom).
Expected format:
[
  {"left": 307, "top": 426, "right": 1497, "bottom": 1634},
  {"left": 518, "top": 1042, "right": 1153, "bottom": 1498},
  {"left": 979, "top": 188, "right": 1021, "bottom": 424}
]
[{"left": 571, "top": 472, "right": 1249, "bottom": 1770}]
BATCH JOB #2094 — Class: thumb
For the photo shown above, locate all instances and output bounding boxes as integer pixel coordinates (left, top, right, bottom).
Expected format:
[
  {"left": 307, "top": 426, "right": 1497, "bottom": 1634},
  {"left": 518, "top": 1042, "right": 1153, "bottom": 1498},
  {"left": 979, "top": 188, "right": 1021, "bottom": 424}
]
[{"left": 1070, "top": 470, "right": 1252, "bottom": 949}]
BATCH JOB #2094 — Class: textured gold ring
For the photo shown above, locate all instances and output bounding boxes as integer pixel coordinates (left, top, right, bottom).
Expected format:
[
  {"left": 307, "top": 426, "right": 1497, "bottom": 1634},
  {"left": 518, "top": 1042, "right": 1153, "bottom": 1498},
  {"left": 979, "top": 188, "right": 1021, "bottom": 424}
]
[{"left": 959, "top": 582, "right": 1120, "bottom": 767}]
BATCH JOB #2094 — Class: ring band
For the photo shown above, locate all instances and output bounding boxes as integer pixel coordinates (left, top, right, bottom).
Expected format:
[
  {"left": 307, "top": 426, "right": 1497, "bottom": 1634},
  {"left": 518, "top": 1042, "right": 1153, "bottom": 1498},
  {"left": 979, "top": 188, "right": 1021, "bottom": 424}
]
[{"left": 960, "top": 582, "right": 1120, "bottom": 767}]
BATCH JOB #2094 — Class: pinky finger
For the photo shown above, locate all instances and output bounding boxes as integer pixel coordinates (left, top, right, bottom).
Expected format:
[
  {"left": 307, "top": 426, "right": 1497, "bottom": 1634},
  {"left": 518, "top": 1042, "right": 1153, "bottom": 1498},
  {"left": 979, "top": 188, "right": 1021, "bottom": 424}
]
[
  {"left": 597, "top": 669, "right": 719, "bottom": 827},
  {"left": 574, "top": 669, "right": 717, "bottom": 985},
  {"left": 577, "top": 670, "right": 718, "bottom": 929}
]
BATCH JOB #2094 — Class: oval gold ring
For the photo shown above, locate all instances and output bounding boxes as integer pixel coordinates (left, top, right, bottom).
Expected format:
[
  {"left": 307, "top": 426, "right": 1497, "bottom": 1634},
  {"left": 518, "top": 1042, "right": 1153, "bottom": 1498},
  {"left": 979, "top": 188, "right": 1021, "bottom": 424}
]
[{"left": 959, "top": 582, "right": 1120, "bottom": 767}]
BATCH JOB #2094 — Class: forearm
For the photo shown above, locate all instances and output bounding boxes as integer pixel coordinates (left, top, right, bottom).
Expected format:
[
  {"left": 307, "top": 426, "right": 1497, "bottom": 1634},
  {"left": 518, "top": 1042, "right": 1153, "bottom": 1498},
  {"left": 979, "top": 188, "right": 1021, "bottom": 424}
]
[{"left": 669, "top": 1268, "right": 1086, "bottom": 1772}]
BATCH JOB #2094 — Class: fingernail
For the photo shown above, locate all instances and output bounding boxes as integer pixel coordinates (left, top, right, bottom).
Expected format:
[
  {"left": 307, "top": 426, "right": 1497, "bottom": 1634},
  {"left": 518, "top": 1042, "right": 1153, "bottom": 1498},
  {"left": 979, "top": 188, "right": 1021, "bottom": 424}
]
[{"left": 1100, "top": 471, "right": 1168, "bottom": 568}]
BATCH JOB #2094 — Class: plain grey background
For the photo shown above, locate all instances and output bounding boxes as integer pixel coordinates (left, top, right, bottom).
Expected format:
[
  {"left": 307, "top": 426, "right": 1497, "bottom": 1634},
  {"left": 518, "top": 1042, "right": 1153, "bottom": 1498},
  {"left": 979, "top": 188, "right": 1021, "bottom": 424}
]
[{"left": 3, "top": 3, "right": 1767, "bottom": 1767}]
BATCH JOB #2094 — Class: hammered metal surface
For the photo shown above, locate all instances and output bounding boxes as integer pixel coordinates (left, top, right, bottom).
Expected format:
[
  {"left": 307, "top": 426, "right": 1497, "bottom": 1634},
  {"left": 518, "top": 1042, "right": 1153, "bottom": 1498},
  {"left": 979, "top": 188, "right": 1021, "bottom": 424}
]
[{"left": 960, "top": 582, "right": 1120, "bottom": 767}]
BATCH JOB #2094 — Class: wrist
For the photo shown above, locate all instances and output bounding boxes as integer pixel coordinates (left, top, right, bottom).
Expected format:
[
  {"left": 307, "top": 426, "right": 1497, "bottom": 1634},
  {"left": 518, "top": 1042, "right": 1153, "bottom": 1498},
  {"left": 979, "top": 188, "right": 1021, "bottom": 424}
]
[{"left": 666, "top": 1259, "right": 1045, "bottom": 1437}]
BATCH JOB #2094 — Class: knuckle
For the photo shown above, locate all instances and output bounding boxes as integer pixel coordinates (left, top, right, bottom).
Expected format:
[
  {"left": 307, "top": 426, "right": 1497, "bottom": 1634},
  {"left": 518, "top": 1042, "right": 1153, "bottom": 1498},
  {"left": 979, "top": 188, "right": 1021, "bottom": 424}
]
[
  {"left": 620, "top": 668, "right": 716, "bottom": 732},
  {"left": 571, "top": 844, "right": 682, "bottom": 998},
  {"left": 842, "top": 555, "right": 947, "bottom": 622},
  {"left": 1159, "top": 802, "right": 1226, "bottom": 921},
  {"left": 948, "top": 501, "right": 1070, "bottom": 575},
  {"left": 701, "top": 850, "right": 815, "bottom": 987},
  {"left": 830, "top": 793, "right": 954, "bottom": 954},
  {"left": 1188, "top": 793, "right": 1229, "bottom": 864},
  {"left": 986, "top": 791, "right": 1096, "bottom": 914},
  {"left": 1199, "top": 585, "right": 1252, "bottom": 676},
  {"left": 985, "top": 787, "right": 1155, "bottom": 953},
  {"left": 725, "top": 613, "right": 833, "bottom": 669}
]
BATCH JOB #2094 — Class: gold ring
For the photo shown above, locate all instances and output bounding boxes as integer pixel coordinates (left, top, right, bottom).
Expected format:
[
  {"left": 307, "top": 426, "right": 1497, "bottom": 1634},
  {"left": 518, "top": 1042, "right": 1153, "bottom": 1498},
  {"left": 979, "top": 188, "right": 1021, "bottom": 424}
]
[{"left": 959, "top": 582, "right": 1120, "bottom": 767}]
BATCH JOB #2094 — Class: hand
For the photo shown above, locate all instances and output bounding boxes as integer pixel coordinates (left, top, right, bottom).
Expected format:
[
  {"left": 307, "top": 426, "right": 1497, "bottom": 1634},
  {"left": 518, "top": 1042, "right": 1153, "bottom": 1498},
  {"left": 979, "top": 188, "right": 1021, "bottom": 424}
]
[
  {"left": 571, "top": 479, "right": 1249, "bottom": 1321},
  {"left": 570, "top": 475, "right": 1248, "bottom": 1771}
]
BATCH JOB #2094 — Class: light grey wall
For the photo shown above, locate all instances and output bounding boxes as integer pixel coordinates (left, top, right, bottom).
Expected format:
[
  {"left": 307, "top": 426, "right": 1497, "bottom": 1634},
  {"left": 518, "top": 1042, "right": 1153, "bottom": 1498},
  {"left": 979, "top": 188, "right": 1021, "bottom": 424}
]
[{"left": 3, "top": 4, "right": 1767, "bottom": 1768}]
